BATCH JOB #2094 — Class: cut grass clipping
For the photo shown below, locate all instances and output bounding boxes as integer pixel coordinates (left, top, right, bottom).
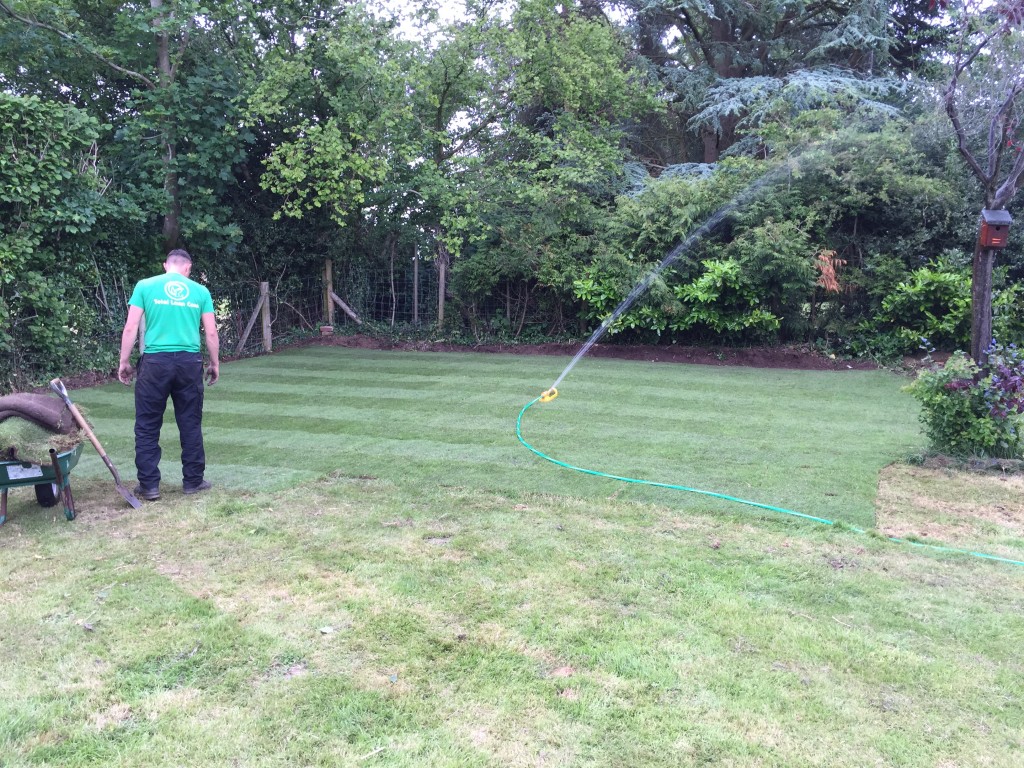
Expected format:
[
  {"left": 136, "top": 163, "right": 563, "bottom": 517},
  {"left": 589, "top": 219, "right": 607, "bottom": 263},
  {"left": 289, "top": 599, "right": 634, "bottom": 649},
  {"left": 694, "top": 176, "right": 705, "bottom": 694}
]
[
  {"left": 3, "top": 347, "right": 1022, "bottom": 768},
  {"left": 0, "top": 417, "right": 80, "bottom": 464}
]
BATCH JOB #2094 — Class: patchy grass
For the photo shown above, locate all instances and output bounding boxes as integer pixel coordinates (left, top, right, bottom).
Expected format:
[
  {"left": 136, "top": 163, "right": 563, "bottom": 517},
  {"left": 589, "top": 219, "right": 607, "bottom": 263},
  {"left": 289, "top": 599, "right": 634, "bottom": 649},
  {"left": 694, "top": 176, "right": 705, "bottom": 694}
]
[
  {"left": 2, "top": 347, "right": 1022, "bottom": 767},
  {"left": 877, "top": 463, "right": 1024, "bottom": 561}
]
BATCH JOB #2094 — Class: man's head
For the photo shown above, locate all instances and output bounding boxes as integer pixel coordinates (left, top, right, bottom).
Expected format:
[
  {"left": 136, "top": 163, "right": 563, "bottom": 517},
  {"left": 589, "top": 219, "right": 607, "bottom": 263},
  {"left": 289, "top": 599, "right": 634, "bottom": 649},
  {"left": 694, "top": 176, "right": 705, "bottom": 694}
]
[{"left": 164, "top": 248, "right": 193, "bottom": 276}]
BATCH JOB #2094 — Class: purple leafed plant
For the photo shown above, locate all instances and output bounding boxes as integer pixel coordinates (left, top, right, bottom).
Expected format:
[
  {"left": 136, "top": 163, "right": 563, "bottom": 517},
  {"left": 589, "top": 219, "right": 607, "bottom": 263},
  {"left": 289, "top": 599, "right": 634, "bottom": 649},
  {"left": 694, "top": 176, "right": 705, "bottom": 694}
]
[{"left": 907, "top": 340, "right": 1024, "bottom": 458}]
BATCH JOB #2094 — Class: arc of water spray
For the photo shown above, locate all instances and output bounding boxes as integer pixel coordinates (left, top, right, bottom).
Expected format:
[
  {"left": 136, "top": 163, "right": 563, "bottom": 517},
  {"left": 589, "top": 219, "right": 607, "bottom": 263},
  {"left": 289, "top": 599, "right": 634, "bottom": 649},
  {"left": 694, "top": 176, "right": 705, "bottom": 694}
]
[{"left": 548, "top": 159, "right": 796, "bottom": 393}]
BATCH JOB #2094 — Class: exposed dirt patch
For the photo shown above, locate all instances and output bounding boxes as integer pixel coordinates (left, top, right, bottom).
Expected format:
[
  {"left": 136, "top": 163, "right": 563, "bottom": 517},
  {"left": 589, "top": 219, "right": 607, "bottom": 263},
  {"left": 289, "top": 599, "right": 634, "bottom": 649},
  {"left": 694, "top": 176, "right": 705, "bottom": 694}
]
[
  {"left": 65, "top": 369, "right": 114, "bottom": 389},
  {"left": 29, "top": 369, "right": 118, "bottom": 395},
  {"left": 72, "top": 502, "right": 135, "bottom": 527}
]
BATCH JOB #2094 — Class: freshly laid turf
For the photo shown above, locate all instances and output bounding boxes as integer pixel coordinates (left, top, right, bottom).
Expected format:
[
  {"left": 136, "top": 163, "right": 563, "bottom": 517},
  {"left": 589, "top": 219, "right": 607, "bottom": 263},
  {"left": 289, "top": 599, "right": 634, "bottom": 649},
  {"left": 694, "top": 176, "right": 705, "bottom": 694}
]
[
  {"left": 66, "top": 346, "right": 919, "bottom": 528},
  {"left": 3, "top": 347, "right": 1022, "bottom": 767}
]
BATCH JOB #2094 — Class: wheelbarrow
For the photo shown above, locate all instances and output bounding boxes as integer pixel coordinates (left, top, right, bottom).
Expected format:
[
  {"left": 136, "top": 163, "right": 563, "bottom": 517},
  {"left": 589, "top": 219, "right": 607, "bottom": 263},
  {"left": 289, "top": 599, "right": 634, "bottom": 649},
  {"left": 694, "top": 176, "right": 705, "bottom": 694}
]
[{"left": 0, "top": 442, "right": 83, "bottom": 525}]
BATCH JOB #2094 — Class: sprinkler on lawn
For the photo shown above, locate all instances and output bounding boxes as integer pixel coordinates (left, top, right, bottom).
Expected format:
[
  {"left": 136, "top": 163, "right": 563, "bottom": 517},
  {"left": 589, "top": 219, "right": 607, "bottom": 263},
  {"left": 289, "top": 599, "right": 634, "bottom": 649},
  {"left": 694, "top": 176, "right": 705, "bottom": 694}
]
[{"left": 513, "top": 153, "right": 1024, "bottom": 568}]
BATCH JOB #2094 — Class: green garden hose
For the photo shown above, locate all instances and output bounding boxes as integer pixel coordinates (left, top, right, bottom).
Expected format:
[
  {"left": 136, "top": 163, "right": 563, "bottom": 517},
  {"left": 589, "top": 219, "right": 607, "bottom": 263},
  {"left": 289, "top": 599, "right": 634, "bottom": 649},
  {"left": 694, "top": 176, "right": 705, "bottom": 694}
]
[{"left": 517, "top": 395, "right": 1024, "bottom": 568}]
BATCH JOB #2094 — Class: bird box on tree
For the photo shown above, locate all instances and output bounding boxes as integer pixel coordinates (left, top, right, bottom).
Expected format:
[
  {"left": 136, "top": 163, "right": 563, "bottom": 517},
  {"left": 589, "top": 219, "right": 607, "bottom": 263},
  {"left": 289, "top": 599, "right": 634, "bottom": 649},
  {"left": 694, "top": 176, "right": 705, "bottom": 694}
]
[{"left": 978, "top": 209, "right": 1012, "bottom": 250}]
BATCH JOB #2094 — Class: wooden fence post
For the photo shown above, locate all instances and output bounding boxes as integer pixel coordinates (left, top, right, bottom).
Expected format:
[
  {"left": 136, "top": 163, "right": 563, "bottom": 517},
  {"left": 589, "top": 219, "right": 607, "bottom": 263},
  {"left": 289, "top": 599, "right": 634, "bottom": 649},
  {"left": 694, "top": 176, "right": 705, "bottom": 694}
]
[
  {"left": 324, "top": 259, "right": 334, "bottom": 326},
  {"left": 437, "top": 249, "right": 447, "bottom": 330},
  {"left": 412, "top": 246, "right": 419, "bottom": 326},
  {"left": 235, "top": 282, "right": 271, "bottom": 356},
  {"left": 260, "top": 281, "right": 272, "bottom": 352}
]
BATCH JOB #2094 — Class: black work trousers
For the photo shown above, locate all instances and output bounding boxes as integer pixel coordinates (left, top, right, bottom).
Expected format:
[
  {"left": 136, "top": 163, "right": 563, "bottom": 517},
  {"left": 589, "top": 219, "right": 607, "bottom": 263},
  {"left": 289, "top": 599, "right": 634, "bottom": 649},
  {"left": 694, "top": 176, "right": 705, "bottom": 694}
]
[{"left": 134, "top": 351, "right": 206, "bottom": 489}]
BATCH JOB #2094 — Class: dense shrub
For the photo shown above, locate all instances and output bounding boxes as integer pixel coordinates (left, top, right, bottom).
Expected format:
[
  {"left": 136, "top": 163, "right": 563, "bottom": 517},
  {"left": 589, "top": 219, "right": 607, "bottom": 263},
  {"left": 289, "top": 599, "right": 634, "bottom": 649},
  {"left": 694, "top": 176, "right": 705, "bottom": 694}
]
[
  {"left": 849, "top": 263, "right": 1024, "bottom": 360},
  {"left": 906, "top": 344, "right": 1024, "bottom": 458},
  {"left": 0, "top": 95, "right": 125, "bottom": 389},
  {"left": 849, "top": 264, "right": 971, "bottom": 358}
]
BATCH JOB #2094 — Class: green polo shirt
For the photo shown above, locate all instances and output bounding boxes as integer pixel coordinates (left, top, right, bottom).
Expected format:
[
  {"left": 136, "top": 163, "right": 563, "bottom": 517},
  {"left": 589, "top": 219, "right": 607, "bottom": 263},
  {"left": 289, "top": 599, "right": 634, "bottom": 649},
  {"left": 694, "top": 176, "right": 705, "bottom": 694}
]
[{"left": 128, "top": 272, "right": 214, "bottom": 353}]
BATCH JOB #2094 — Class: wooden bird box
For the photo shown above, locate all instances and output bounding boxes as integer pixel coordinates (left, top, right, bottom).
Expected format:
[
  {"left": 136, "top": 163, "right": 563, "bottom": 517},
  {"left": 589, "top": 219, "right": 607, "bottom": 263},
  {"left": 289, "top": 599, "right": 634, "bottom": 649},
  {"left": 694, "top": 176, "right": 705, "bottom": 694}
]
[{"left": 979, "top": 209, "right": 1012, "bottom": 249}]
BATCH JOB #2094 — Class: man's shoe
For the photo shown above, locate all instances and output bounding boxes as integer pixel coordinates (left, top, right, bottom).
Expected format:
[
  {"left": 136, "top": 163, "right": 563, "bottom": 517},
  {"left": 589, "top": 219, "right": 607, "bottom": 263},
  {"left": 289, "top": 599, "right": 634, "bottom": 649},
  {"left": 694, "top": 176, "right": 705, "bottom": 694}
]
[
  {"left": 133, "top": 485, "right": 160, "bottom": 501},
  {"left": 183, "top": 480, "right": 212, "bottom": 495}
]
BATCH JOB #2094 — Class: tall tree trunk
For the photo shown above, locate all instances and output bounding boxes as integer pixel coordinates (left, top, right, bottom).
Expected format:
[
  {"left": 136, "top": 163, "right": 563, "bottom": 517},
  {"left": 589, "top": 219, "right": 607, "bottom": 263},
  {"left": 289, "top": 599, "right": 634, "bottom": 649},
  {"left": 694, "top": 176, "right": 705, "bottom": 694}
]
[
  {"left": 970, "top": 240, "right": 995, "bottom": 363},
  {"left": 162, "top": 142, "right": 181, "bottom": 251},
  {"left": 152, "top": 0, "right": 181, "bottom": 252},
  {"left": 436, "top": 240, "right": 449, "bottom": 330},
  {"left": 702, "top": 16, "right": 741, "bottom": 162}
]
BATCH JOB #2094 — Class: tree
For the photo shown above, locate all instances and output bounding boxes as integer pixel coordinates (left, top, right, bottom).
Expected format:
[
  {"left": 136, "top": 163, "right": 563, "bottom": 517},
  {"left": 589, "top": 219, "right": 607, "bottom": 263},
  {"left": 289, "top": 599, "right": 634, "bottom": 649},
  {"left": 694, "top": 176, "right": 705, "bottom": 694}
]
[
  {"left": 446, "top": 0, "right": 660, "bottom": 334},
  {"left": 941, "top": 0, "right": 1024, "bottom": 360},
  {"left": 612, "top": 0, "right": 919, "bottom": 163},
  {"left": 0, "top": 0, "right": 202, "bottom": 251},
  {"left": 247, "top": 0, "right": 658, "bottom": 333}
]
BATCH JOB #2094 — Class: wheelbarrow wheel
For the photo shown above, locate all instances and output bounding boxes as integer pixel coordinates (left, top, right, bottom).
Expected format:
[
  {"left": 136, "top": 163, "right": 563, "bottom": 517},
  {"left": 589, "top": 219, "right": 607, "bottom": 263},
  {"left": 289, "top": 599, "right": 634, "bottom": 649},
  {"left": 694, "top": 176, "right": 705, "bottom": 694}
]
[{"left": 35, "top": 482, "right": 60, "bottom": 508}]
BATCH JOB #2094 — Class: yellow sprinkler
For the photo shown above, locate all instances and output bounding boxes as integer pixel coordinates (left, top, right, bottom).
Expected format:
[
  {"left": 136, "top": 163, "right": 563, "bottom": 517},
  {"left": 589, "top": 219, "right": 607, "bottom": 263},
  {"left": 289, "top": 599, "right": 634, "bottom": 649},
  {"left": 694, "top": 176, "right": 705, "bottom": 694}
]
[{"left": 539, "top": 388, "right": 558, "bottom": 403}]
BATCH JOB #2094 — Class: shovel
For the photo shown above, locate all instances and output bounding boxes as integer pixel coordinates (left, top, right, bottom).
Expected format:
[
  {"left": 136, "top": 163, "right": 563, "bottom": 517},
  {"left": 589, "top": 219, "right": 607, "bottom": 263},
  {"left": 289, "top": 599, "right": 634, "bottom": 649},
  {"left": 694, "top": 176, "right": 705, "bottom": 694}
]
[{"left": 49, "top": 378, "right": 143, "bottom": 509}]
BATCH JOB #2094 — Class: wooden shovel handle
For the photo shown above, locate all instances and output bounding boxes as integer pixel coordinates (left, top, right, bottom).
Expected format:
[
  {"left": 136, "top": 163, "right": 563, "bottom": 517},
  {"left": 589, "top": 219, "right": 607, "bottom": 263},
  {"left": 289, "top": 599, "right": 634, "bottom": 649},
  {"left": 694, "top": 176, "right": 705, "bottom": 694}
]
[
  {"left": 50, "top": 379, "right": 139, "bottom": 507},
  {"left": 49, "top": 379, "right": 109, "bottom": 460}
]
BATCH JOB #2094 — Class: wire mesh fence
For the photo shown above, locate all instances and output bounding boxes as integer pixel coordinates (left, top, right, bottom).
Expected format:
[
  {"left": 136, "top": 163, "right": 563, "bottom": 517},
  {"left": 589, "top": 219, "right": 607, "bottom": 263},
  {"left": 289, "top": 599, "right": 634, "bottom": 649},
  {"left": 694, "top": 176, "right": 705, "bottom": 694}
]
[
  {"left": 1, "top": 258, "right": 446, "bottom": 392},
  {"left": 333, "top": 255, "right": 439, "bottom": 328},
  {"left": 2, "top": 251, "right": 582, "bottom": 393}
]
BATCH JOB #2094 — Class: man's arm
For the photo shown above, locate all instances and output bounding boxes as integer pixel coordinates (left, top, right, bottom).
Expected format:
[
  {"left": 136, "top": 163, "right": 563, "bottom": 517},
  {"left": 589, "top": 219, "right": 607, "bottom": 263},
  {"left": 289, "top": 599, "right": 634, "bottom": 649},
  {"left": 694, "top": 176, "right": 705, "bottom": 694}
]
[
  {"left": 118, "top": 305, "right": 144, "bottom": 385},
  {"left": 201, "top": 311, "right": 220, "bottom": 385}
]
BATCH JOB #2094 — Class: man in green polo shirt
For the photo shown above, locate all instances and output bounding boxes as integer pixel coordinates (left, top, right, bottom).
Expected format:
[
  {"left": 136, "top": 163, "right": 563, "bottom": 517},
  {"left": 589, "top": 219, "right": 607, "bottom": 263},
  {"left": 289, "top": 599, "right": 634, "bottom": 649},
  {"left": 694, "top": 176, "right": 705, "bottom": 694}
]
[{"left": 118, "top": 249, "right": 220, "bottom": 500}]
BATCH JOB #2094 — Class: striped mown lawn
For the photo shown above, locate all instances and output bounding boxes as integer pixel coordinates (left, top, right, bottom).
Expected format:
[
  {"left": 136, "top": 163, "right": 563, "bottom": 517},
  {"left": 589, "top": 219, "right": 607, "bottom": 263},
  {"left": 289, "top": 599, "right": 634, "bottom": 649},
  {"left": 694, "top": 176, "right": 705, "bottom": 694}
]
[{"left": 66, "top": 345, "right": 920, "bottom": 529}]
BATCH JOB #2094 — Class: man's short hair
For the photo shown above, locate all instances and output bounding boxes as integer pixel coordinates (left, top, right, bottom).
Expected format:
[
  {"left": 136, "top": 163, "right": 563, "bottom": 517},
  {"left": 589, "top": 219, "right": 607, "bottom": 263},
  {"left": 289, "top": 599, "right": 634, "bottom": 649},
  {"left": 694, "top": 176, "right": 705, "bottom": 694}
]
[{"left": 166, "top": 248, "right": 192, "bottom": 264}]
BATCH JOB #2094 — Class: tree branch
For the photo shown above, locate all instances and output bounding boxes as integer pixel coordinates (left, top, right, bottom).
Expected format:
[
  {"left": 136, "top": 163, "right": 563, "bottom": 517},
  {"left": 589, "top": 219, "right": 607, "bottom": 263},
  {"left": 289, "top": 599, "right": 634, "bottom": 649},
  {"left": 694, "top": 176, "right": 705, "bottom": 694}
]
[
  {"left": 944, "top": 79, "right": 991, "bottom": 187},
  {"left": 671, "top": 8, "right": 713, "bottom": 67},
  {"left": 987, "top": 81, "right": 1024, "bottom": 179},
  {"left": 993, "top": 144, "right": 1024, "bottom": 210},
  {"left": 0, "top": 0, "right": 155, "bottom": 89}
]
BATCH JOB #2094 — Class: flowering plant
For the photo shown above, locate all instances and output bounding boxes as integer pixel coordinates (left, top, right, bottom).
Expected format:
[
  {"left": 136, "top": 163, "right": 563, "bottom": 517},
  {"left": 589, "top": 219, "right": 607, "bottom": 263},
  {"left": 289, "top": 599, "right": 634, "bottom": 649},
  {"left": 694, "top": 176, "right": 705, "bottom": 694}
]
[{"left": 906, "top": 341, "right": 1024, "bottom": 458}]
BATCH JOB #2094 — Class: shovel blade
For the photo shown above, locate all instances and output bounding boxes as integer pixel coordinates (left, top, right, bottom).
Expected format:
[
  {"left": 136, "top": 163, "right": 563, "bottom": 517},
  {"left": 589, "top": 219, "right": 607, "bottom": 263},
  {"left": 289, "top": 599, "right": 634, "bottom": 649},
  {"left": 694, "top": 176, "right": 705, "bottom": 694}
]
[{"left": 117, "top": 485, "right": 144, "bottom": 509}]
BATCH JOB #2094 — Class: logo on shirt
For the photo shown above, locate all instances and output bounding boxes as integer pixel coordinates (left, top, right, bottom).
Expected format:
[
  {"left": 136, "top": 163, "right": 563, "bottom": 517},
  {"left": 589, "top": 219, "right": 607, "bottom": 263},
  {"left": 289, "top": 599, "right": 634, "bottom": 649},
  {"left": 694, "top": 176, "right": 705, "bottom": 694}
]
[{"left": 165, "top": 281, "right": 190, "bottom": 301}]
